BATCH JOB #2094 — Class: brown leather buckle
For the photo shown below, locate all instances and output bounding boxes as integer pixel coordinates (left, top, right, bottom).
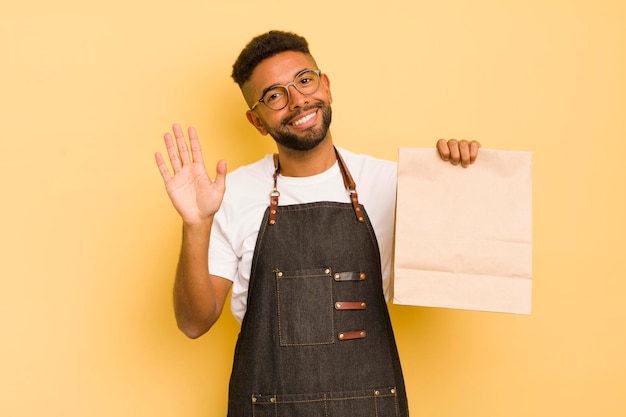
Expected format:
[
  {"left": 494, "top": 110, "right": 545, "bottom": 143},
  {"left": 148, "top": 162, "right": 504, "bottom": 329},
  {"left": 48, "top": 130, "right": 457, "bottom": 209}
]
[
  {"left": 334, "top": 301, "right": 367, "bottom": 310},
  {"left": 268, "top": 191, "right": 279, "bottom": 225},
  {"left": 337, "top": 330, "right": 366, "bottom": 341},
  {"left": 269, "top": 154, "right": 280, "bottom": 225}
]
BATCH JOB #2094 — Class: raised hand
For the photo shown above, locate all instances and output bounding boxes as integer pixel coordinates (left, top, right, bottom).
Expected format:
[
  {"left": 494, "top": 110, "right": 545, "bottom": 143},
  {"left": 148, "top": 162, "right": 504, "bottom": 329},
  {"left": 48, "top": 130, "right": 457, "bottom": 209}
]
[
  {"left": 155, "top": 124, "right": 226, "bottom": 224},
  {"left": 436, "top": 138, "right": 481, "bottom": 168}
]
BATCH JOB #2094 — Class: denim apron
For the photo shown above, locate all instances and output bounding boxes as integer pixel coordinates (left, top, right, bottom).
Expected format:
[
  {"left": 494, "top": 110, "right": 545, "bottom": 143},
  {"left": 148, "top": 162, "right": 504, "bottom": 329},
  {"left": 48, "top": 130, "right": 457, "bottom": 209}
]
[{"left": 227, "top": 149, "right": 408, "bottom": 417}]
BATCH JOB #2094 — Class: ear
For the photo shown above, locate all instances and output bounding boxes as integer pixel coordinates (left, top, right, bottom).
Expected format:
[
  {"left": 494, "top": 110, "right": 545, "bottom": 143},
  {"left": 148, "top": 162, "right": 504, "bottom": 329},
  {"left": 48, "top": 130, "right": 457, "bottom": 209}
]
[
  {"left": 246, "top": 110, "right": 269, "bottom": 135},
  {"left": 321, "top": 73, "right": 332, "bottom": 104}
]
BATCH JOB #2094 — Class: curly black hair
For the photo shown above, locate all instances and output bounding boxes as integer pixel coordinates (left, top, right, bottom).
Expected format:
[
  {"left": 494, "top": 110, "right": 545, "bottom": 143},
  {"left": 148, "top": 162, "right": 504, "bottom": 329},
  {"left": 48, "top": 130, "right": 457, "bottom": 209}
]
[{"left": 231, "top": 30, "right": 311, "bottom": 88}]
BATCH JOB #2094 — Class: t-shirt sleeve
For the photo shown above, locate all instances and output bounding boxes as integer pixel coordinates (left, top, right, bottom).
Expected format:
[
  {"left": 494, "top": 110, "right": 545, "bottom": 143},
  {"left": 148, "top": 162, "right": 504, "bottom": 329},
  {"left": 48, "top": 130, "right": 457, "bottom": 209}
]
[
  {"left": 371, "top": 162, "right": 397, "bottom": 301},
  {"left": 343, "top": 150, "right": 397, "bottom": 301}
]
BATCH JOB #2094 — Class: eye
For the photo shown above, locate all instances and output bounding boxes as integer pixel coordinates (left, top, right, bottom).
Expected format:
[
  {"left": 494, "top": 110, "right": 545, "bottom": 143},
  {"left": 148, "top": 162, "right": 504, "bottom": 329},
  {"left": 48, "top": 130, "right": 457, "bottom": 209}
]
[
  {"left": 265, "top": 89, "right": 285, "bottom": 103},
  {"left": 298, "top": 76, "right": 313, "bottom": 86},
  {"left": 296, "top": 71, "right": 319, "bottom": 91}
]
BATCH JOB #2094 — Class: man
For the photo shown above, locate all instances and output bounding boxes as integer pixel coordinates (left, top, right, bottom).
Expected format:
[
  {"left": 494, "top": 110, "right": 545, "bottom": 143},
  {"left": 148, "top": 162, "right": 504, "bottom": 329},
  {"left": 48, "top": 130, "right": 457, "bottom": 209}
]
[{"left": 155, "top": 30, "right": 479, "bottom": 417}]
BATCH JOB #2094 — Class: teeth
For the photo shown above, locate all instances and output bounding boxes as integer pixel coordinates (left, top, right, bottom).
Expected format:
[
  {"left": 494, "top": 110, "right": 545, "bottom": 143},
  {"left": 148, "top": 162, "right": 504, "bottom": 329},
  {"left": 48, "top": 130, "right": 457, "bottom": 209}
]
[{"left": 292, "top": 112, "right": 315, "bottom": 126}]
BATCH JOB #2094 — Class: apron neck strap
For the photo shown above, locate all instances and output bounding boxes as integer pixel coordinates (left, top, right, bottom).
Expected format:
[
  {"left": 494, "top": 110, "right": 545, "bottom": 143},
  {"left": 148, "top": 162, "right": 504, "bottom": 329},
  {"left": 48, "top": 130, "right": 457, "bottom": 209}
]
[{"left": 269, "top": 148, "right": 365, "bottom": 225}]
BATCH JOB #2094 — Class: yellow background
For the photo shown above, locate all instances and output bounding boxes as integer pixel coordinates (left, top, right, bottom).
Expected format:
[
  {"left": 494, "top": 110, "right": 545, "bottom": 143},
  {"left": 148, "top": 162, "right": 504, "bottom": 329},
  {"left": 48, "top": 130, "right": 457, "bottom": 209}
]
[{"left": 2, "top": 0, "right": 625, "bottom": 416}]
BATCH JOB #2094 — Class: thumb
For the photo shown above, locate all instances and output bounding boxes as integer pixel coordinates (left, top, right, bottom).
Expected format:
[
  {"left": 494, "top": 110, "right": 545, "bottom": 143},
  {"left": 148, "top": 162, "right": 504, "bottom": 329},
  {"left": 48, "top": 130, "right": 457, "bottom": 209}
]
[{"left": 214, "top": 159, "right": 227, "bottom": 186}]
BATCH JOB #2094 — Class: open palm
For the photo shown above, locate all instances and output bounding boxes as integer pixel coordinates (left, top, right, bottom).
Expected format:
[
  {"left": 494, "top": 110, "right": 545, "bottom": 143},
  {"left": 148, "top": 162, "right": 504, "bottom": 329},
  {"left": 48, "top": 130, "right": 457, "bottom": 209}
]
[{"left": 155, "top": 124, "right": 226, "bottom": 224}]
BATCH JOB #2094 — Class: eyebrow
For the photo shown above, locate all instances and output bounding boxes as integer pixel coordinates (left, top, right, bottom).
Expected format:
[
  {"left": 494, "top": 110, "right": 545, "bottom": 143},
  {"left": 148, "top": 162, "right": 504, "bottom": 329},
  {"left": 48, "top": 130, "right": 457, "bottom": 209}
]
[{"left": 260, "top": 84, "right": 280, "bottom": 98}]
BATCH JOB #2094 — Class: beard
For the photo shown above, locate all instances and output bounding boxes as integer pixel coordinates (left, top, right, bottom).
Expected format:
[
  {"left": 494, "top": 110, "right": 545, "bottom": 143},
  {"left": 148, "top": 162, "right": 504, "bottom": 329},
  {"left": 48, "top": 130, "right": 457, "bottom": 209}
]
[{"left": 264, "top": 102, "right": 332, "bottom": 151}]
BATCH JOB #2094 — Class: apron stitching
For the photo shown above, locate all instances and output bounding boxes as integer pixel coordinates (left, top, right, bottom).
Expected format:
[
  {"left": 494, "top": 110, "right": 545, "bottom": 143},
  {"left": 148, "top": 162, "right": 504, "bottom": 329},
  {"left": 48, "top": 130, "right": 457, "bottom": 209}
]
[{"left": 324, "top": 393, "right": 329, "bottom": 417}]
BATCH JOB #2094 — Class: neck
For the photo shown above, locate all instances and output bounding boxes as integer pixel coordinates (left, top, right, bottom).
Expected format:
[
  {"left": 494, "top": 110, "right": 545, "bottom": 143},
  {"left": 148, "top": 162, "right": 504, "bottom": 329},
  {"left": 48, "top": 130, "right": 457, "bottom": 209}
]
[{"left": 275, "top": 134, "right": 337, "bottom": 177}]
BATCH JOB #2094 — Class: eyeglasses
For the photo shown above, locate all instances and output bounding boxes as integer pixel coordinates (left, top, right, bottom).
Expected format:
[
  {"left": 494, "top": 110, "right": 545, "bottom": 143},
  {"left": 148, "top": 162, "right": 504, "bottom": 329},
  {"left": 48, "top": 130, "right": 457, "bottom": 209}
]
[{"left": 250, "top": 69, "right": 322, "bottom": 111}]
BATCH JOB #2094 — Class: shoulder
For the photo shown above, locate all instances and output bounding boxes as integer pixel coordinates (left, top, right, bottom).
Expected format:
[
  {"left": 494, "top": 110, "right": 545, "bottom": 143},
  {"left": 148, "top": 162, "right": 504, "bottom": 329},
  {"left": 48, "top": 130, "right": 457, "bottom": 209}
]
[
  {"left": 222, "top": 154, "right": 275, "bottom": 201},
  {"left": 226, "top": 154, "right": 275, "bottom": 183},
  {"left": 337, "top": 147, "right": 397, "bottom": 186},
  {"left": 335, "top": 147, "right": 397, "bottom": 220},
  {"left": 337, "top": 147, "right": 396, "bottom": 170}
]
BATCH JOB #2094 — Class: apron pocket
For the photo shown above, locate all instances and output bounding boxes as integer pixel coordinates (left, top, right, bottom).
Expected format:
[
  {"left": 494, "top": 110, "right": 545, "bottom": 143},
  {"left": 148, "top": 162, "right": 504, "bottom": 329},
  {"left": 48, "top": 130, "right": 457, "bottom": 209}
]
[
  {"left": 275, "top": 267, "right": 334, "bottom": 346},
  {"left": 251, "top": 387, "right": 399, "bottom": 417}
]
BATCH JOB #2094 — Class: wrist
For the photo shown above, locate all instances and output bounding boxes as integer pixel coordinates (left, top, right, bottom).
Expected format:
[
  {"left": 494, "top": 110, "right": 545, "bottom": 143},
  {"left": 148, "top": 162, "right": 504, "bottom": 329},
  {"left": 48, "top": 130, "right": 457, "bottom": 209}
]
[{"left": 182, "top": 217, "right": 214, "bottom": 237}]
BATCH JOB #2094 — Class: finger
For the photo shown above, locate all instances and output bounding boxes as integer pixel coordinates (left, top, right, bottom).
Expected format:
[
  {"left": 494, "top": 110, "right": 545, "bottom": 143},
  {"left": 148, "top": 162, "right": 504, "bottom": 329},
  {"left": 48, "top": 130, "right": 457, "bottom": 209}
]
[
  {"left": 459, "top": 140, "right": 471, "bottom": 168},
  {"left": 172, "top": 123, "right": 191, "bottom": 165},
  {"left": 447, "top": 139, "right": 460, "bottom": 165},
  {"left": 187, "top": 126, "right": 204, "bottom": 165},
  {"left": 436, "top": 138, "right": 450, "bottom": 161},
  {"left": 163, "top": 132, "right": 182, "bottom": 173},
  {"left": 154, "top": 152, "right": 172, "bottom": 182},
  {"left": 469, "top": 140, "right": 481, "bottom": 164},
  {"left": 213, "top": 159, "right": 227, "bottom": 187}
]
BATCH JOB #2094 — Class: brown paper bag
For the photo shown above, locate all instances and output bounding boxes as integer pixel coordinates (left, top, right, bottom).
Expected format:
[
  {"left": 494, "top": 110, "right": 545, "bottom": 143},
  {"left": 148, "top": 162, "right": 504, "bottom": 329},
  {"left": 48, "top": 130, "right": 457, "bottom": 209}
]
[{"left": 393, "top": 148, "right": 532, "bottom": 314}]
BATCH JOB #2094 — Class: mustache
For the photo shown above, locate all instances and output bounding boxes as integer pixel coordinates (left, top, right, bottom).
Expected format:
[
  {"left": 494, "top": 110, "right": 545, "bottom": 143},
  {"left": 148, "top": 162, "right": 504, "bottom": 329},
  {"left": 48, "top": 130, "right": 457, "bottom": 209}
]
[{"left": 282, "top": 102, "right": 324, "bottom": 126}]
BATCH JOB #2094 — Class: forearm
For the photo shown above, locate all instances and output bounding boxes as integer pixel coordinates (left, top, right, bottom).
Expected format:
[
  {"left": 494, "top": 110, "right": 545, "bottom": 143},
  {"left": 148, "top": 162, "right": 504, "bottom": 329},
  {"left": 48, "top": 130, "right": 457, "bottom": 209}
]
[{"left": 173, "top": 218, "right": 222, "bottom": 338}]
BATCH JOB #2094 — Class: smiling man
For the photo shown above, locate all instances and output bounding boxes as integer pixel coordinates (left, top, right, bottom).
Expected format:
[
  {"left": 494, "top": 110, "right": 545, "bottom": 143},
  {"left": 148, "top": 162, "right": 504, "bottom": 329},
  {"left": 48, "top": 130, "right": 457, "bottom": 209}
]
[
  {"left": 155, "top": 30, "right": 479, "bottom": 417},
  {"left": 244, "top": 57, "right": 331, "bottom": 153}
]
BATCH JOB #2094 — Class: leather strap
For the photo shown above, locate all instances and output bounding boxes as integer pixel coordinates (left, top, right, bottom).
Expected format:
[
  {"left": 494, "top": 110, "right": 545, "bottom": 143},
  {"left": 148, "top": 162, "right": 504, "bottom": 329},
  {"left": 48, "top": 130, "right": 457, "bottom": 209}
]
[
  {"left": 334, "top": 148, "right": 365, "bottom": 223},
  {"left": 337, "top": 330, "right": 367, "bottom": 341},
  {"left": 270, "top": 147, "right": 364, "bottom": 224},
  {"left": 269, "top": 154, "right": 280, "bottom": 225},
  {"left": 335, "top": 301, "right": 367, "bottom": 310}
]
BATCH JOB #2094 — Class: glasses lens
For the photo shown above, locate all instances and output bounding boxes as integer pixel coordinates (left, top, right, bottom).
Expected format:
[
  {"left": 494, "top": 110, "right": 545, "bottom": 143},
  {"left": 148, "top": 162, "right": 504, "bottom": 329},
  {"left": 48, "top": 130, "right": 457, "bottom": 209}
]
[
  {"left": 263, "top": 87, "right": 289, "bottom": 110},
  {"left": 294, "top": 70, "right": 320, "bottom": 95}
]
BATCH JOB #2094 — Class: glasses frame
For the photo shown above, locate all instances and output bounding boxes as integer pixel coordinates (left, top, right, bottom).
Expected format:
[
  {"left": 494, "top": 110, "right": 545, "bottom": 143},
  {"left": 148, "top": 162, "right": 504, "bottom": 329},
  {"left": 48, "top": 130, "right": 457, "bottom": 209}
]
[{"left": 250, "top": 69, "right": 322, "bottom": 111}]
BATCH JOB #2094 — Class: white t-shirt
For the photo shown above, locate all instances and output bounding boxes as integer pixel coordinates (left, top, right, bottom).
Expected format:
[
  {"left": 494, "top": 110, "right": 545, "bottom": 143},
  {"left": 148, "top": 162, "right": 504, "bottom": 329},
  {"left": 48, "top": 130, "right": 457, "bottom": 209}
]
[{"left": 209, "top": 147, "right": 397, "bottom": 323}]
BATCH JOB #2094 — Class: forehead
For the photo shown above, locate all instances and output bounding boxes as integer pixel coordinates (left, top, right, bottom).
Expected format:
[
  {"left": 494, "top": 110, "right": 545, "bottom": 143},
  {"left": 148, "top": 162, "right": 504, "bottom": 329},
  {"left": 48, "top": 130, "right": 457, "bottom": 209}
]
[{"left": 245, "top": 51, "right": 317, "bottom": 94}]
